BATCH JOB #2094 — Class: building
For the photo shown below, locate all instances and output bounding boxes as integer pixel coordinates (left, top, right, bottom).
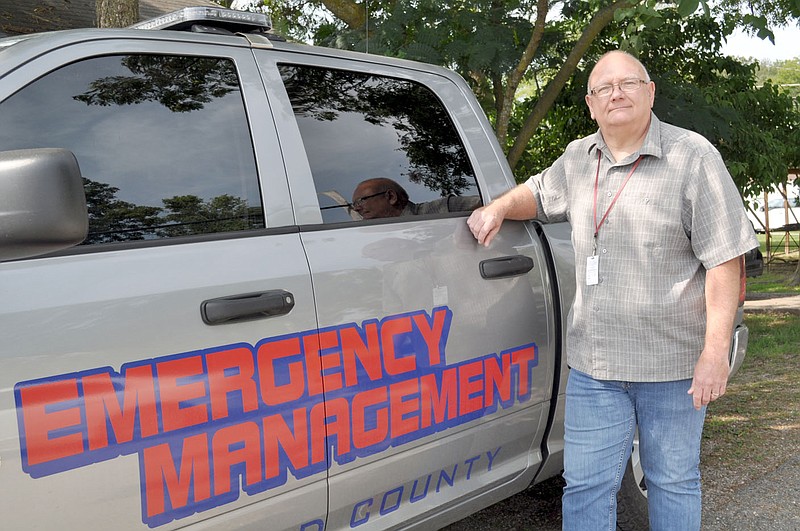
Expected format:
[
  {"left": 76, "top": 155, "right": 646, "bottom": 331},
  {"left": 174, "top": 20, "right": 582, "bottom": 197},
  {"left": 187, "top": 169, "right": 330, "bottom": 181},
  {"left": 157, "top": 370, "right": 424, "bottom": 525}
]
[{"left": 0, "top": 0, "right": 220, "bottom": 36}]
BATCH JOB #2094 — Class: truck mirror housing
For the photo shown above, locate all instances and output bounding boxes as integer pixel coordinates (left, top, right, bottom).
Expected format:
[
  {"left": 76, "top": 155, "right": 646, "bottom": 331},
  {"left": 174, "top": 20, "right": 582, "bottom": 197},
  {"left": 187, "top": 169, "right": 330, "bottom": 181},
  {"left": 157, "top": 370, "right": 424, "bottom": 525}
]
[{"left": 0, "top": 148, "right": 88, "bottom": 261}]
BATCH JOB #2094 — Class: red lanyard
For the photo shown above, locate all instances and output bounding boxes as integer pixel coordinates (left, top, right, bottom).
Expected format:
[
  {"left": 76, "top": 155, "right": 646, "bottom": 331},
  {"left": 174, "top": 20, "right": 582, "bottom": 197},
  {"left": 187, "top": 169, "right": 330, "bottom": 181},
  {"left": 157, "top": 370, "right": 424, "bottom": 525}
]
[{"left": 592, "top": 150, "right": 643, "bottom": 245}]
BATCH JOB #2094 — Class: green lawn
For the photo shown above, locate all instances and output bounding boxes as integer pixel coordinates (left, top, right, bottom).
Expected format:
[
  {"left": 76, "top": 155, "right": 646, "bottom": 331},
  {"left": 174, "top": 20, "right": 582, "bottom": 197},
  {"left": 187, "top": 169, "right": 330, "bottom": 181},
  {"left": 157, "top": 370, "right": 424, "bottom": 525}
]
[
  {"left": 747, "top": 232, "right": 799, "bottom": 295},
  {"left": 703, "top": 312, "right": 800, "bottom": 464}
]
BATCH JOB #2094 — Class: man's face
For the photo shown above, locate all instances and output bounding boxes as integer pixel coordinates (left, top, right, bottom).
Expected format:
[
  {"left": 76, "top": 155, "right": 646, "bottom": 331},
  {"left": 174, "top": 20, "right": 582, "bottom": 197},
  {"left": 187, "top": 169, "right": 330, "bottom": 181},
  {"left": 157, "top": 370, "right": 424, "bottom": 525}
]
[
  {"left": 351, "top": 183, "right": 396, "bottom": 219},
  {"left": 585, "top": 53, "right": 655, "bottom": 132}
]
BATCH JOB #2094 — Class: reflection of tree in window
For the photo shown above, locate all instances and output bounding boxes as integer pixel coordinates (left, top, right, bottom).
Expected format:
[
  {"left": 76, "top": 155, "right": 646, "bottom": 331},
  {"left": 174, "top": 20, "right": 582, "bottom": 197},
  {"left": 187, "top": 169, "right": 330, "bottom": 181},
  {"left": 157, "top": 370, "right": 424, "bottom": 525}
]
[
  {"left": 279, "top": 65, "right": 474, "bottom": 197},
  {"left": 74, "top": 56, "right": 238, "bottom": 112},
  {"left": 84, "top": 179, "right": 162, "bottom": 244},
  {"left": 67, "top": 55, "right": 264, "bottom": 243},
  {"left": 84, "top": 178, "right": 261, "bottom": 244}
]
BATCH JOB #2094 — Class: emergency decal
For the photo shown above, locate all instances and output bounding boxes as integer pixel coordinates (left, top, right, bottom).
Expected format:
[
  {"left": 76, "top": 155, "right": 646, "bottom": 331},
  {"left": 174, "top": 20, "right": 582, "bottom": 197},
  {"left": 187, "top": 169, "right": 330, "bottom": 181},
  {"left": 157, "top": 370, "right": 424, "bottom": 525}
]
[{"left": 14, "top": 307, "right": 538, "bottom": 528}]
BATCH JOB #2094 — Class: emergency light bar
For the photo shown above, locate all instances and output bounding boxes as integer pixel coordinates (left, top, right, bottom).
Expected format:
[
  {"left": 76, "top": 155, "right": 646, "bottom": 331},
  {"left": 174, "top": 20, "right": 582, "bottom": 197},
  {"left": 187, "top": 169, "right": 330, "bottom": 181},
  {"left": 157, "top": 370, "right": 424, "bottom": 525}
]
[{"left": 131, "top": 7, "right": 272, "bottom": 33}]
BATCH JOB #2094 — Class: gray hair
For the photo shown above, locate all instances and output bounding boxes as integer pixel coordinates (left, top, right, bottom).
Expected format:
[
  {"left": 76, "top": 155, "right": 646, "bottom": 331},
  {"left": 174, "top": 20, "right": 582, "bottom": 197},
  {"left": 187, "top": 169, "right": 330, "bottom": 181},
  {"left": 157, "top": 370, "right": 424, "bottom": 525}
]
[{"left": 587, "top": 51, "right": 651, "bottom": 95}]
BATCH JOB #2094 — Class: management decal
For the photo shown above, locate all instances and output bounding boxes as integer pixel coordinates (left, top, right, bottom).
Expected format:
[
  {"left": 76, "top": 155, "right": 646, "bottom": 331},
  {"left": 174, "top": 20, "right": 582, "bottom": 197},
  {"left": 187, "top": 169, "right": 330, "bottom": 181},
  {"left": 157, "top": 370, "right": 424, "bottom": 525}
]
[{"left": 14, "top": 307, "right": 538, "bottom": 527}]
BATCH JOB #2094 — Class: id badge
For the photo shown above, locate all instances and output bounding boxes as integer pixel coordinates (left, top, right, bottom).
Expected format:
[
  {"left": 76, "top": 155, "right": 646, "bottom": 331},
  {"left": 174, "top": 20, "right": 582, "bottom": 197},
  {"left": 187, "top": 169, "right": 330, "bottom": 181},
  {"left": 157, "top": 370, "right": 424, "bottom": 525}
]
[{"left": 586, "top": 255, "right": 599, "bottom": 286}]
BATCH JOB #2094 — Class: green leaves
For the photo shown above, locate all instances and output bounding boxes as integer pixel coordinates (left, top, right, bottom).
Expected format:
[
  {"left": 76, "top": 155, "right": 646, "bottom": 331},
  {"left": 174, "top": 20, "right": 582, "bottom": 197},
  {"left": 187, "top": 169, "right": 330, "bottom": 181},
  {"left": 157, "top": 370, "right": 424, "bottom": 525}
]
[{"left": 677, "top": 0, "right": 700, "bottom": 17}]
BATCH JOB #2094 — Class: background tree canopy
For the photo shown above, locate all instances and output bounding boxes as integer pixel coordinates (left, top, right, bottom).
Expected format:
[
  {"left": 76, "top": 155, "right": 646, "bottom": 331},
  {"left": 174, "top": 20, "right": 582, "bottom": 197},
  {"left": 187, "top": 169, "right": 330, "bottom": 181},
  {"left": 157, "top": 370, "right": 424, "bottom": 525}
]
[{"left": 231, "top": 0, "right": 799, "bottom": 201}]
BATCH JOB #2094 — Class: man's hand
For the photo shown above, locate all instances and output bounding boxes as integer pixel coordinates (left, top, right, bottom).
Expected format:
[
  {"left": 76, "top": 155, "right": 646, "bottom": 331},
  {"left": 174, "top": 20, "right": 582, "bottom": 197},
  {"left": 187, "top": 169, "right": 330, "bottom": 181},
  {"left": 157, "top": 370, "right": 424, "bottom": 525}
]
[
  {"left": 467, "top": 184, "right": 537, "bottom": 247},
  {"left": 688, "top": 347, "right": 729, "bottom": 410},
  {"left": 467, "top": 205, "right": 505, "bottom": 247}
]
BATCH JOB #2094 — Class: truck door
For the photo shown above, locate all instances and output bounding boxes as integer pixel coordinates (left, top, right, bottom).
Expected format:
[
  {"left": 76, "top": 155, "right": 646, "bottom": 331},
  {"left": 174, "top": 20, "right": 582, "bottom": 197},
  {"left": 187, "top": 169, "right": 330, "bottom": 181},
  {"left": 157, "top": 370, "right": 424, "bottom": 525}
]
[
  {"left": 259, "top": 53, "right": 559, "bottom": 530},
  {"left": 0, "top": 41, "right": 326, "bottom": 530}
]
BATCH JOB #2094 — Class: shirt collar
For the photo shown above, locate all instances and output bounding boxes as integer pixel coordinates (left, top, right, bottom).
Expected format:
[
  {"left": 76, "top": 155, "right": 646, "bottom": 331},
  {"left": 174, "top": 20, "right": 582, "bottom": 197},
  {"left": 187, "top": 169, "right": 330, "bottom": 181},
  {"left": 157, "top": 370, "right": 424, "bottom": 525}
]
[{"left": 588, "top": 111, "right": 663, "bottom": 162}]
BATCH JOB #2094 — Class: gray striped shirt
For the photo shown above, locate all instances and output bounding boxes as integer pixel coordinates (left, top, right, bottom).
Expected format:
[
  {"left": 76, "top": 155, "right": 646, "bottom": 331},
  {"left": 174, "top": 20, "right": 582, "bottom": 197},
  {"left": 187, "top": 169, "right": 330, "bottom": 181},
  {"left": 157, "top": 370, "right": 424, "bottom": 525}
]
[{"left": 525, "top": 113, "right": 758, "bottom": 381}]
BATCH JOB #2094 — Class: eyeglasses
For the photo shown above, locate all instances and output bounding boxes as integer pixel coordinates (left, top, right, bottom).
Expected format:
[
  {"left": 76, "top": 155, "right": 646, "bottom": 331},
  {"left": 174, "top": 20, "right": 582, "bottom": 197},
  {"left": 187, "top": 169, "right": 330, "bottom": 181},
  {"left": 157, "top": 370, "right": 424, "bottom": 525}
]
[
  {"left": 352, "top": 190, "right": 387, "bottom": 208},
  {"left": 589, "top": 79, "right": 648, "bottom": 98}
]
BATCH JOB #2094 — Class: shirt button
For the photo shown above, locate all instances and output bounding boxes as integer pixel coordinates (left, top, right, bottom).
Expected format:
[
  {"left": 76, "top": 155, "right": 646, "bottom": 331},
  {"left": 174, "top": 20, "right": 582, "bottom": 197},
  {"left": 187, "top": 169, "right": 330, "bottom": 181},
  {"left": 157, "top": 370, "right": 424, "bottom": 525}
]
[
  {"left": 602, "top": 248, "right": 608, "bottom": 254},
  {"left": 607, "top": 191, "right": 613, "bottom": 197}
]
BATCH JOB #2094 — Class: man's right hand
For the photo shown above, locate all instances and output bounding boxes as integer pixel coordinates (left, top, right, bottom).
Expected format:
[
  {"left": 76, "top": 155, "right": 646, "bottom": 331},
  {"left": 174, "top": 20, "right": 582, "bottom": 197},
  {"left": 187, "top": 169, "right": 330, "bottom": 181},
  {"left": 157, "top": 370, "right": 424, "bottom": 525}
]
[
  {"left": 467, "top": 184, "right": 538, "bottom": 247},
  {"left": 467, "top": 204, "right": 505, "bottom": 247}
]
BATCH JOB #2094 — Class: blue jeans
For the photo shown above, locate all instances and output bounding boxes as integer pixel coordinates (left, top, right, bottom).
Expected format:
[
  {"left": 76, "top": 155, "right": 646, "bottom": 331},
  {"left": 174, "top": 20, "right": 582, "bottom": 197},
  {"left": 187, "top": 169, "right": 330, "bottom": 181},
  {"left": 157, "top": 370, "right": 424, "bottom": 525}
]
[{"left": 562, "top": 369, "right": 706, "bottom": 531}]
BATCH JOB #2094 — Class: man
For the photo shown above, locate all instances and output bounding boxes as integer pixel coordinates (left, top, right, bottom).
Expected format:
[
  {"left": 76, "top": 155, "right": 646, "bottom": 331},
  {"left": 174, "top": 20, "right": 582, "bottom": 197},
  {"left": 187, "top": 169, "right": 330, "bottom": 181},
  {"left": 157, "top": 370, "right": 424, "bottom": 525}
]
[
  {"left": 467, "top": 51, "right": 758, "bottom": 530},
  {"left": 352, "top": 177, "right": 480, "bottom": 219}
]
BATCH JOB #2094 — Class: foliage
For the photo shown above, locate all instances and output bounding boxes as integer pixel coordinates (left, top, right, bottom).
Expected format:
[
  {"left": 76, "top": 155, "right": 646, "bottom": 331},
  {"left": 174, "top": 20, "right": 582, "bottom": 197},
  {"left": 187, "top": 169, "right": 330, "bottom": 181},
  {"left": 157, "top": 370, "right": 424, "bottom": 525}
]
[
  {"left": 83, "top": 179, "right": 162, "bottom": 244},
  {"left": 243, "top": 1, "right": 800, "bottom": 199},
  {"left": 161, "top": 195, "right": 255, "bottom": 237},
  {"left": 84, "top": 178, "right": 258, "bottom": 243},
  {"left": 279, "top": 64, "right": 475, "bottom": 196},
  {"left": 74, "top": 56, "right": 238, "bottom": 113},
  {"left": 757, "top": 58, "right": 800, "bottom": 100}
]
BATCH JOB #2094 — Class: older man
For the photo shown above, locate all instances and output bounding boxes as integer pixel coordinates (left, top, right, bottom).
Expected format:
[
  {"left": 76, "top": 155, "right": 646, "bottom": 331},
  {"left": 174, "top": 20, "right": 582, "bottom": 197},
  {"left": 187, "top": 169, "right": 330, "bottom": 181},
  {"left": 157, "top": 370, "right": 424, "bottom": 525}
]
[{"left": 468, "top": 51, "right": 758, "bottom": 530}]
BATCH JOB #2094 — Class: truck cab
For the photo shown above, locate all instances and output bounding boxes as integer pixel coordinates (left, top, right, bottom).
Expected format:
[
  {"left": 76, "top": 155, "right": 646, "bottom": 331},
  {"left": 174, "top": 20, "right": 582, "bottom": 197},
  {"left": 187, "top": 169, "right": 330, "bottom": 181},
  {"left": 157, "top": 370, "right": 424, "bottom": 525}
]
[{"left": 0, "top": 8, "right": 572, "bottom": 530}]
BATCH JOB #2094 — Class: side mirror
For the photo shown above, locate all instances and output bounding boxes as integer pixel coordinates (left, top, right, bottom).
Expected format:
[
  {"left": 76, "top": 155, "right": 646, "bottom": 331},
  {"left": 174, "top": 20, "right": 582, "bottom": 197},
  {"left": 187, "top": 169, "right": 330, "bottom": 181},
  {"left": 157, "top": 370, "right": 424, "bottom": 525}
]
[{"left": 0, "top": 148, "right": 88, "bottom": 261}]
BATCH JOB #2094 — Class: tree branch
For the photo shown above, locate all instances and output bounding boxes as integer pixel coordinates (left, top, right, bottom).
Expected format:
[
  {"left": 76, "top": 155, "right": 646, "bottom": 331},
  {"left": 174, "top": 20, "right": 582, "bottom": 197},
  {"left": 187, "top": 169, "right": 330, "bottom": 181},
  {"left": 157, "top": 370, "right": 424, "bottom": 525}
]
[{"left": 506, "top": 0, "right": 639, "bottom": 170}]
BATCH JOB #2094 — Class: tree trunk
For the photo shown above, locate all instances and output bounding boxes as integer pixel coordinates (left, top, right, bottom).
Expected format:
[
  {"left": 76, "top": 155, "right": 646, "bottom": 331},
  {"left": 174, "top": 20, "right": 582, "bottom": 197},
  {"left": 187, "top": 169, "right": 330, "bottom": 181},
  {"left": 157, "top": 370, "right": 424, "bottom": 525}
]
[
  {"left": 96, "top": 0, "right": 139, "bottom": 28},
  {"left": 506, "top": 0, "right": 637, "bottom": 170}
]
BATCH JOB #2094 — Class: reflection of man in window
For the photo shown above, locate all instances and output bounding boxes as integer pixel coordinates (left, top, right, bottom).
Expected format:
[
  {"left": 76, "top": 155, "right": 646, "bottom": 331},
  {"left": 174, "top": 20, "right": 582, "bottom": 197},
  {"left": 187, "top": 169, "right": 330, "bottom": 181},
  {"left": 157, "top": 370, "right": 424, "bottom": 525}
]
[{"left": 351, "top": 178, "right": 480, "bottom": 219}]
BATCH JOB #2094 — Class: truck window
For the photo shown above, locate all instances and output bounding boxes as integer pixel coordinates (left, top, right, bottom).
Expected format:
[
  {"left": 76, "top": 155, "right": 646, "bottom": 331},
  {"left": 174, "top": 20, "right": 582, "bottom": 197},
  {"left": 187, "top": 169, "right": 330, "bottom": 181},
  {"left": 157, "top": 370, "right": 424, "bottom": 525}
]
[
  {"left": 277, "top": 64, "right": 481, "bottom": 223},
  {"left": 0, "top": 54, "right": 264, "bottom": 245}
]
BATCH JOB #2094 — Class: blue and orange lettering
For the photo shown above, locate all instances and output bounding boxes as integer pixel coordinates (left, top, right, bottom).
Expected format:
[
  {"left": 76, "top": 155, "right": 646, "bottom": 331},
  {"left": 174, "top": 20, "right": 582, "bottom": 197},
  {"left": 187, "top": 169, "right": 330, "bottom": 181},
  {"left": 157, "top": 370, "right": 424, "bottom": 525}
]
[
  {"left": 212, "top": 421, "right": 262, "bottom": 496},
  {"left": 340, "top": 321, "right": 383, "bottom": 386},
  {"left": 458, "top": 359, "right": 484, "bottom": 416},
  {"left": 18, "top": 378, "right": 84, "bottom": 467},
  {"left": 256, "top": 335, "right": 307, "bottom": 406},
  {"left": 82, "top": 366, "right": 159, "bottom": 451},
  {"left": 206, "top": 346, "right": 259, "bottom": 420},
  {"left": 142, "top": 433, "right": 212, "bottom": 519},
  {"left": 352, "top": 387, "right": 389, "bottom": 449},
  {"left": 157, "top": 355, "right": 208, "bottom": 432},
  {"left": 380, "top": 315, "right": 416, "bottom": 376},
  {"left": 389, "top": 379, "right": 420, "bottom": 438}
]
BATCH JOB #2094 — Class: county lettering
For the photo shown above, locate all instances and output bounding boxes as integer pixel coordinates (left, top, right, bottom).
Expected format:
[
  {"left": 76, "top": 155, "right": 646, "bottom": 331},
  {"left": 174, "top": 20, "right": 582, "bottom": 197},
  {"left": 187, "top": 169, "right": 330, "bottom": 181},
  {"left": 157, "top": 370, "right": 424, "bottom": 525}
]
[{"left": 14, "top": 307, "right": 538, "bottom": 527}]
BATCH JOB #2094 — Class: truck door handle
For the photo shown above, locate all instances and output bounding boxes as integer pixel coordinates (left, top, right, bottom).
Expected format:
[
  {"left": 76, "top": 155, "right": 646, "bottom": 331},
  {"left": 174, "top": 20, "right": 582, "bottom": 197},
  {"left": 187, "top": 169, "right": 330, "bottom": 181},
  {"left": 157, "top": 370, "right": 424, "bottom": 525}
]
[
  {"left": 201, "top": 290, "right": 295, "bottom": 325},
  {"left": 479, "top": 255, "right": 534, "bottom": 279}
]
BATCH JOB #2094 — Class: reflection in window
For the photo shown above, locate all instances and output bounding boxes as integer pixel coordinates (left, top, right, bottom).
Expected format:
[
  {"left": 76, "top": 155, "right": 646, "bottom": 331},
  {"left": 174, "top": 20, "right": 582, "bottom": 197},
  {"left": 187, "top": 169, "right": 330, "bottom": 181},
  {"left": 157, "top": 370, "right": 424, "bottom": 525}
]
[
  {"left": 0, "top": 55, "right": 264, "bottom": 244},
  {"left": 278, "top": 64, "right": 479, "bottom": 223}
]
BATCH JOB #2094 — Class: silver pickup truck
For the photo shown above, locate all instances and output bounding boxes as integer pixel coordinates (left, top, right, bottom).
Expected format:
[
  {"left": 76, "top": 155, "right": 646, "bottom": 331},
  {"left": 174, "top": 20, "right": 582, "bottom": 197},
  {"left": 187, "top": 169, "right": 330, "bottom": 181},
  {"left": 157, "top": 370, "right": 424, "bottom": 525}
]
[{"left": 0, "top": 7, "right": 749, "bottom": 530}]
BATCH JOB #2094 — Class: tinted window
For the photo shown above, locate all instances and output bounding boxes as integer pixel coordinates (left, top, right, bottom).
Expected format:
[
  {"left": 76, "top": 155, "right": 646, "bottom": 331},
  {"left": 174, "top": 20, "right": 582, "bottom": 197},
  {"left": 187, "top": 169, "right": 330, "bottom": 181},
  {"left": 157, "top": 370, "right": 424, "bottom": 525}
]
[
  {"left": 278, "top": 64, "right": 480, "bottom": 223},
  {"left": 0, "top": 55, "right": 263, "bottom": 244}
]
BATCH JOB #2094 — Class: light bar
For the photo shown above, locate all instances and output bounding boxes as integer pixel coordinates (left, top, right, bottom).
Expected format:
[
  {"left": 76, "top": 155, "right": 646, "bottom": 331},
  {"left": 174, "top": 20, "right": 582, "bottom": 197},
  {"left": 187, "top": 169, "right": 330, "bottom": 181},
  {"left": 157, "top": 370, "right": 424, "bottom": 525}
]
[{"left": 130, "top": 7, "right": 272, "bottom": 32}]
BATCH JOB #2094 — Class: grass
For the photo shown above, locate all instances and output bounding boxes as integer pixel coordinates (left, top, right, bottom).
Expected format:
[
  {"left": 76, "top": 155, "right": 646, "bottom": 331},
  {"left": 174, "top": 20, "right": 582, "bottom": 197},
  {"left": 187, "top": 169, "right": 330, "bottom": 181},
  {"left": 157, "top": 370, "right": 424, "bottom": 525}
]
[
  {"left": 746, "top": 233, "right": 799, "bottom": 295},
  {"left": 701, "top": 312, "right": 800, "bottom": 471}
]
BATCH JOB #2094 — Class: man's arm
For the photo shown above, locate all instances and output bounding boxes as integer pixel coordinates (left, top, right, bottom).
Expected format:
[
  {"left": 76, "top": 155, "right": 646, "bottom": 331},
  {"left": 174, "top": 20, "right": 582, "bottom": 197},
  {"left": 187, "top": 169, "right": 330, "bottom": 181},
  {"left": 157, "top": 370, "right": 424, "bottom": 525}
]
[
  {"left": 467, "top": 184, "right": 538, "bottom": 246},
  {"left": 688, "top": 255, "right": 742, "bottom": 410}
]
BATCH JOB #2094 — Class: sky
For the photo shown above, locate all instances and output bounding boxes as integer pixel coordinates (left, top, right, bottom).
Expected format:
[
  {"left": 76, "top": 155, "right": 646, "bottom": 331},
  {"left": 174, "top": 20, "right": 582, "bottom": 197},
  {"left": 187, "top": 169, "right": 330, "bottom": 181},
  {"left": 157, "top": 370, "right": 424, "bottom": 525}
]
[{"left": 720, "top": 25, "right": 800, "bottom": 61}]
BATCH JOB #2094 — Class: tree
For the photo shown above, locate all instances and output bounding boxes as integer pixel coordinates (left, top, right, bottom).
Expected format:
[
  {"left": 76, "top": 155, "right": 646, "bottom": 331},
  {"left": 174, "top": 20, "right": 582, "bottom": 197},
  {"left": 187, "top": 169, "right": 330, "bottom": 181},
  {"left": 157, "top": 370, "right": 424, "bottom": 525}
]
[
  {"left": 257, "top": 0, "right": 799, "bottom": 174},
  {"left": 96, "top": 0, "right": 139, "bottom": 28},
  {"left": 74, "top": 56, "right": 239, "bottom": 113},
  {"left": 757, "top": 58, "right": 800, "bottom": 100},
  {"left": 83, "top": 179, "right": 162, "bottom": 244}
]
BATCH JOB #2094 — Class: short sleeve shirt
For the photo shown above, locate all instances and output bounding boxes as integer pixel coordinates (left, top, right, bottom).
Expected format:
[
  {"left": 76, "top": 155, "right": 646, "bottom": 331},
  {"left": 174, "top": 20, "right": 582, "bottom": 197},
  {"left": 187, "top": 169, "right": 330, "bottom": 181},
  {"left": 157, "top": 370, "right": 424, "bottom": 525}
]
[{"left": 524, "top": 113, "right": 759, "bottom": 381}]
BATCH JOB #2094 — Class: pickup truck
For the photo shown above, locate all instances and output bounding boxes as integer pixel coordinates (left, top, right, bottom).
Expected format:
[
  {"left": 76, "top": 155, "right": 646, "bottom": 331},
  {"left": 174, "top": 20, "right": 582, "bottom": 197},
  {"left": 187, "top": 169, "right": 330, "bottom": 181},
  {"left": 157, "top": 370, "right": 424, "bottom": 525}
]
[{"left": 0, "top": 7, "right": 750, "bottom": 531}]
